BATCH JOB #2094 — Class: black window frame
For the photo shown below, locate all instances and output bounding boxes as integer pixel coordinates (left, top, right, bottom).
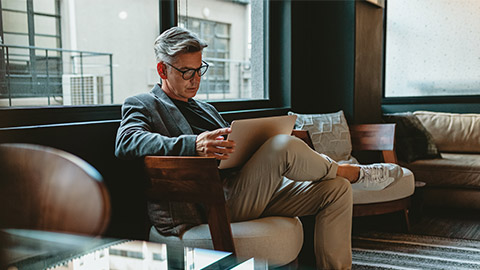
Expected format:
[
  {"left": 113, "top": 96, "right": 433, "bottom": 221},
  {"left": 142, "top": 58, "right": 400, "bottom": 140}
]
[
  {"left": 0, "top": 0, "right": 291, "bottom": 128},
  {"left": 381, "top": 0, "right": 480, "bottom": 114}
]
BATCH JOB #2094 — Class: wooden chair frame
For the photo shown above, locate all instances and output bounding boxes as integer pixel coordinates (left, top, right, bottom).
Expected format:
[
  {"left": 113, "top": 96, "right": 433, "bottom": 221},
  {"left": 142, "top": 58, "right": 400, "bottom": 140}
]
[
  {"left": 349, "top": 124, "right": 411, "bottom": 231},
  {"left": 144, "top": 156, "right": 235, "bottom": 252},
  {"left": 144, "top": 123, "right": 409, "bottom": 254}
]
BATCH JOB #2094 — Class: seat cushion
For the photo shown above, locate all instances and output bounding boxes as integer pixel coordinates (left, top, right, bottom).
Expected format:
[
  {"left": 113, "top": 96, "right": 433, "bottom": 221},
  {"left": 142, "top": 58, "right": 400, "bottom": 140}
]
[
  {"left": 353, "top": 167, "right": 415, "bottom": 204},
  {"left": 149, "top": 216, "right": 303, "bottom": 267},
  {"left": 401, "top": 153, "right": 480, "bottom": 189}
]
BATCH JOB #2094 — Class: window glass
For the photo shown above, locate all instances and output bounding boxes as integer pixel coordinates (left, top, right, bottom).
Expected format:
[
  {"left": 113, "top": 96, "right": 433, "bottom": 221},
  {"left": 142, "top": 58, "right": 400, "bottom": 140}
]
[
  {"left": 177, "top": 0, "right": 266, "bottom": 101},
  {"left": 32, "top": 0, "right": 57, "bottom": 15},
  {"left": 1, "top": 0, "right": 268, "bottom": 107},
  {"left": 1, "top": 0, "right": 26, "bottom": 11},
  {"left": 385, "top": 0, "right": 480, "bottom": 97},
  {"left": 1, "top": 0, "right": 159, "bottom": 107},
  {"left": 34, "top": 15, "right": 57, "bottom": 36}
]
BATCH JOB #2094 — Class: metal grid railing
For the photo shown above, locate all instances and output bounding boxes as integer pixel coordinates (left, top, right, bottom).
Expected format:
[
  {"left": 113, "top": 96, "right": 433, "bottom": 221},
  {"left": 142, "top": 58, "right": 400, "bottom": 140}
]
[{"left": 0, "top": 44, "right": 113, "bottom": 107}]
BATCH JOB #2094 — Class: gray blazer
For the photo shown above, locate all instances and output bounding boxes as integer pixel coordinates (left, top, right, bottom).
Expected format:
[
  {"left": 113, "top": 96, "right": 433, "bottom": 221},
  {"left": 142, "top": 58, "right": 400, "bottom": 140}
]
[
  {"left": 115, "top": 84, "right": 229, "bottom": 159},
  {"left": 115, "top": 84, "right": 229, "bottom": 236}
]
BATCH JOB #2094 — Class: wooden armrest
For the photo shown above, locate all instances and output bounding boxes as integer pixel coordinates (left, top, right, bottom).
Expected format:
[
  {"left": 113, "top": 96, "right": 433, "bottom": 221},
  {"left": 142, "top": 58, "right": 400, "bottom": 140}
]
[
  {"left": 349, "top": 124, "right": 398, "bottom": 164},
  {"left": 144, "top": 156, "right": 224, "bottom": 203}
]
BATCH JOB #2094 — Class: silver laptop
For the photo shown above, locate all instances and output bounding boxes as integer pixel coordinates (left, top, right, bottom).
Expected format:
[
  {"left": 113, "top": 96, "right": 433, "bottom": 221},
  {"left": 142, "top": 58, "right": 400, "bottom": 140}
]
[{"left": 218, "top": 115, "right": 297, "bottom": 169}]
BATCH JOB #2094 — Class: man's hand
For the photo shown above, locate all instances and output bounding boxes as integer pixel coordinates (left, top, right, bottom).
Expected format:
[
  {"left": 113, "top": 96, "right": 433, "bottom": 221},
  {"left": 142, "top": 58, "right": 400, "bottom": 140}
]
[{"left": 196, "top": 128, "right": 235, "bottom": 160}]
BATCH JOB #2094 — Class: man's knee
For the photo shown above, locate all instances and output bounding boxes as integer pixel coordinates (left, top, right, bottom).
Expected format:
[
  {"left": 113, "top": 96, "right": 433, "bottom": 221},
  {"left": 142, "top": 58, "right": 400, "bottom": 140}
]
[
  {"left": 324, "top": 177, "right": 353, "bottom": 204},
  {"left": 262, "top": 134, "right": 305, "bottom": 155}
]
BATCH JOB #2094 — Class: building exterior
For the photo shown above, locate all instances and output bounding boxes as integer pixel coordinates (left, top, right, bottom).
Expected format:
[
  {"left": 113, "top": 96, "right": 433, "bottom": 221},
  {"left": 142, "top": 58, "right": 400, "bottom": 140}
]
[{"left": 1, "top": 0, "right": 262, "bottom": 107}]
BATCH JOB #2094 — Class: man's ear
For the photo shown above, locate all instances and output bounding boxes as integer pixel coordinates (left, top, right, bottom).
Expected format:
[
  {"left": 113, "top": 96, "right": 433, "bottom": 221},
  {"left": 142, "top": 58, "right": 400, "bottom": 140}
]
[{"left": 157, "top": 62, "right": 167, "bottom": 79}]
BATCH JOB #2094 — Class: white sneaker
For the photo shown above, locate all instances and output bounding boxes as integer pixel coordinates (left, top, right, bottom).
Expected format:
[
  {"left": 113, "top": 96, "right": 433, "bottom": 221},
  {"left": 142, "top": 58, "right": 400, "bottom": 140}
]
[{"left": 352, "top": 163, "right": 403, "bottom": 191}]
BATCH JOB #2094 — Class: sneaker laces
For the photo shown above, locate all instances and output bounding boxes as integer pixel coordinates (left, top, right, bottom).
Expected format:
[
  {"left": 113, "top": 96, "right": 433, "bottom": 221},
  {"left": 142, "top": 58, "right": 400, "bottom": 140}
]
[{"left": 358, "top": 164, "right": 391, "bottom": 187}]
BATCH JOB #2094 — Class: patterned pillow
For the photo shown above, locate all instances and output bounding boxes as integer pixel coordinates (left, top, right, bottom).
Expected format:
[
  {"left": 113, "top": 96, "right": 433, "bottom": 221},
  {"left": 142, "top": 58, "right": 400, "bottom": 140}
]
[
  {"left": 383, "top": 112, "right": 442, "bottom": 163},
  {"left": 288, "top": 110, "right": 354, "bottom": 162}
]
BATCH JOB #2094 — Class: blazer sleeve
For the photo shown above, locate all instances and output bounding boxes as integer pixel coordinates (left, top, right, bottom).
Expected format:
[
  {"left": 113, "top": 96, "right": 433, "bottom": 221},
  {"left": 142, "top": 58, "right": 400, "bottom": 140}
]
[{"left": 115, "top": 95, "right": 197, "bottom": 160}]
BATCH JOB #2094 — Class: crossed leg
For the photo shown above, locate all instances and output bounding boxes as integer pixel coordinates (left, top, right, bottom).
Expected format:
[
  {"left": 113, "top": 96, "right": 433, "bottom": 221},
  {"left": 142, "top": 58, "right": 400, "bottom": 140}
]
[{"left": 225, "top": 134, "right": 352, "bottom": 269}]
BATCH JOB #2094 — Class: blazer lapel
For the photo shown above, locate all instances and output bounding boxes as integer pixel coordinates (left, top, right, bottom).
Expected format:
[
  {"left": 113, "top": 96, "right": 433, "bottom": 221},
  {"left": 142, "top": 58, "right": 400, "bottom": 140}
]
[{"left": 151, "top": 84, "right": 194, "bottom": 134}]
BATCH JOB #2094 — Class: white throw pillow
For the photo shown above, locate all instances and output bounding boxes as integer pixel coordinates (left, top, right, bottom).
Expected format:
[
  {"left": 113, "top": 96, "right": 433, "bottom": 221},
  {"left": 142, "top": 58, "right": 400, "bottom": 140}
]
[{"left": 288, "top": 110, "right": 356, "bottom": 163}]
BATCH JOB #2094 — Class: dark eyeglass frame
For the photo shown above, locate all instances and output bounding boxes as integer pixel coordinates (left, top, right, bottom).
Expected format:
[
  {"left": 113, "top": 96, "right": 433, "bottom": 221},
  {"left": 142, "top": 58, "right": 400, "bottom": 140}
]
[{"left": 164, "top": 60, "right": 209, "bottom": 80}]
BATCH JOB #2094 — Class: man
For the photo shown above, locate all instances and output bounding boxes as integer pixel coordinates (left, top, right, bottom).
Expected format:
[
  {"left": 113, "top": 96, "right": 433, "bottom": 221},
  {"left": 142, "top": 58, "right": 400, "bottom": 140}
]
[{"left": 115, "top": 26, "right": 402, "bottom": 269}]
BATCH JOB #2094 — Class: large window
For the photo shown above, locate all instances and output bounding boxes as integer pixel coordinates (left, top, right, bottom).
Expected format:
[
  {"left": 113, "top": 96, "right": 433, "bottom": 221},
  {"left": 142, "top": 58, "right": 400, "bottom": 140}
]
[
  {"left": 1, "top": 0, "right": 66, "bottom": 106},
  {"left": 1, "top": 0, "right": 159, "bottom": 107},
  {"left": 178, "top": 0, "right": 266, "bottom": 101},
  {"left": 1, "top": 0, "right": 268, "bottom": 108},
  {"left": 385, "top": 0, "right": 480, "bottom": 98}
]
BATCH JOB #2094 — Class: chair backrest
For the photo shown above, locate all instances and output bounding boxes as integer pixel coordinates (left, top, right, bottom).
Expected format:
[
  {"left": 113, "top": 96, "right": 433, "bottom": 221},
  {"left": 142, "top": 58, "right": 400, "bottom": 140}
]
[
  {"left": 144, "top": 156, "right": 235, "bottom": 253},
  {"left": 0, "top": 143, "right": 110, "bottom": 236},
  {"left": 349, "top": 124, "right": 398, "bottom": 163}
]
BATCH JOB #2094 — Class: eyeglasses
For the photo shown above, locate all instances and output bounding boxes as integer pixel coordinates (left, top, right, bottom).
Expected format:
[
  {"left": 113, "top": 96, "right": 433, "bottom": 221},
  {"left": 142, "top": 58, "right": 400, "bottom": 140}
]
[{"left": 165, "top": 60, "right": 209, "bottom": 80}]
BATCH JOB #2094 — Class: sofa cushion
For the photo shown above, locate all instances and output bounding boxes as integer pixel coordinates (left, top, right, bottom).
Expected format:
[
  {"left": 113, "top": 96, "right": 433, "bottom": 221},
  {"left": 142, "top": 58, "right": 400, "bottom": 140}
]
[
  {"left": 353, "top": 168, "right": 415, "bottom": 204},
  {"left": 383, "top": 112, "right": 441, "bottom": 163},
  {"left": 149, "top": 216, "right": 303, "bottom": 267},
  {"left": 288, "top": 110, "right": 355, "bottom": 163},
  {"left": 400, "top": 153, "right": 480, "bottom": 189},
  {"left": 413, "top": 111, "right": 480, "bottom": 153}
]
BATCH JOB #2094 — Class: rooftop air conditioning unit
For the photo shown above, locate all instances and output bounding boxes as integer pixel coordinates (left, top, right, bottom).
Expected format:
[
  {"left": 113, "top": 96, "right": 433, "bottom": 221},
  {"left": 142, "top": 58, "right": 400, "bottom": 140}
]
[{"left": 62, "top": 74, "right": 104, "bottom": 105}]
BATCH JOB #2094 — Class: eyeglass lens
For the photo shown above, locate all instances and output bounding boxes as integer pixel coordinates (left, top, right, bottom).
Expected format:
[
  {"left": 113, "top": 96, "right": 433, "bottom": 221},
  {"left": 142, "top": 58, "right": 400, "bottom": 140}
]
[{"left": 183, "top": 65, "right": 208, "bottom": 80}]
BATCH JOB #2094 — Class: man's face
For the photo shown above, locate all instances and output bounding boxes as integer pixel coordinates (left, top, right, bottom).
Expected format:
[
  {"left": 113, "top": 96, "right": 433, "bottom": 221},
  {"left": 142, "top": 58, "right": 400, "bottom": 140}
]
[{"left": 160, "top": 51, "right": 203, "bottom": 102}]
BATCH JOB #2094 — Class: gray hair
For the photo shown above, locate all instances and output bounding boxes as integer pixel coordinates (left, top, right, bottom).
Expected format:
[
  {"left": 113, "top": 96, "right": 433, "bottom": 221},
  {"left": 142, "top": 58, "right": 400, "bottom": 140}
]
[{"left": 154, "top": 26, "right": 208, "bottom": 63}]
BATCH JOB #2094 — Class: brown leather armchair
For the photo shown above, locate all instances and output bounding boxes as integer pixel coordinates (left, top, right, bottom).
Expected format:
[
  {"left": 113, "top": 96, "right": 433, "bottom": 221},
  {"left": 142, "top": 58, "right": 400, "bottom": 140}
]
[{"left": 0, "top": 143, "right": 111, "bottom": 236}]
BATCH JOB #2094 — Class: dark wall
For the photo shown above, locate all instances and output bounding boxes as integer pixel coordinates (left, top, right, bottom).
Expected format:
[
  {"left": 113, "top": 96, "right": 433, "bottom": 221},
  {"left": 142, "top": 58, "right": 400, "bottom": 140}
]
[
  {"left": 290, "top": 1, "right": 385, "bottom": 124},
  {"left": 290, "top": 0, "right": 355, "bottom": 120}
]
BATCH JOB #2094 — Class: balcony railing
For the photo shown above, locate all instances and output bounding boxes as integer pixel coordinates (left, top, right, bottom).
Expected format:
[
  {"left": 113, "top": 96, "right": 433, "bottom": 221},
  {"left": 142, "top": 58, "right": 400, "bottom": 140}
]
[{"left": 0, "top": 44, "right": 113, "bottom": 107}]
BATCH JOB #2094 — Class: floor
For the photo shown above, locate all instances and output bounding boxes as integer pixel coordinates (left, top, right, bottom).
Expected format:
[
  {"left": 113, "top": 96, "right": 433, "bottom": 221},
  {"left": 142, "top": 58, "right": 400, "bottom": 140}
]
[
  {"left": 296, "top": 206, "right": 480, "bottom": 269},
  {"left": 353, "top": 206, "right": 480, "bottom": 240}
]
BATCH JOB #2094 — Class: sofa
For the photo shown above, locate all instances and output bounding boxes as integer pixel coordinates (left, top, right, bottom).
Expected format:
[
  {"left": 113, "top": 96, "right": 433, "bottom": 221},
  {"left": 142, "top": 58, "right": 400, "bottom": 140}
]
[{"left": 385, "top": 111, "right": 480, "bottom": 209}]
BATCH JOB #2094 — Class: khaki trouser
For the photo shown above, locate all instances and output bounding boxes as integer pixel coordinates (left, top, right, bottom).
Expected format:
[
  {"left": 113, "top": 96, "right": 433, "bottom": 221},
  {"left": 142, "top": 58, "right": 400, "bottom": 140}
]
[{"left": 225, "top": 134, "right": 352, "bottom": 270}]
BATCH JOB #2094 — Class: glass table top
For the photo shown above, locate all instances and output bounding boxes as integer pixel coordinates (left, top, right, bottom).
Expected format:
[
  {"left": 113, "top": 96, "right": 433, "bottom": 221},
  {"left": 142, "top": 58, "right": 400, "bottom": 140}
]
[{"left": 0, "top": 229, "right": 265, "bottom": 270}]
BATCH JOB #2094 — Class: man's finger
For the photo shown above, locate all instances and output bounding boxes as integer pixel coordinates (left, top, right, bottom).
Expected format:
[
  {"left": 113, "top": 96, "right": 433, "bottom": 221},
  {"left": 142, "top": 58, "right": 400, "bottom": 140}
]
[
  {"left": 208, "top": 139, "right": 236, "bottom": 149},
  {"left": 206, "top": 127, "right": 231, "bottom": 138},
  {"left": 205, "top": 144, "right": 235, "bottom": 155}
]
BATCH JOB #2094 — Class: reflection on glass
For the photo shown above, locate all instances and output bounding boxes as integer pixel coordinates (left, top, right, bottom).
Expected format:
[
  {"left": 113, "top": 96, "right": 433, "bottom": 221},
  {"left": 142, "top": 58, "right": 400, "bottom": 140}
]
[
  {"left": 50, "top": 241, "right": 168, "bottom": 270},
  {"left": 185, "top": 247, "right": 231, "bottom": 270},
  {"left": 47, "top": 240, "right": 236, "bottom": 270},
  {"left": 231, "top": 258, "right": 256, "bottom": 270}
]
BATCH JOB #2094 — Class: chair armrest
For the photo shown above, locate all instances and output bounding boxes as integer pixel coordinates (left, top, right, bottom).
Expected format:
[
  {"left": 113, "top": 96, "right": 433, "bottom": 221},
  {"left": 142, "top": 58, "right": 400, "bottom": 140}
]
[
  {"left": 349, "top": 124, "right": 398, "bottom": 164},
  {"left": 144, "top": 156, "right": 225, "bottom": 203}
]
